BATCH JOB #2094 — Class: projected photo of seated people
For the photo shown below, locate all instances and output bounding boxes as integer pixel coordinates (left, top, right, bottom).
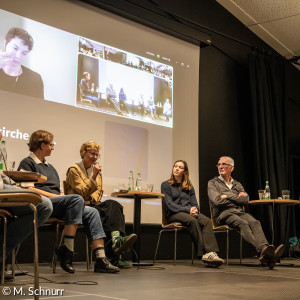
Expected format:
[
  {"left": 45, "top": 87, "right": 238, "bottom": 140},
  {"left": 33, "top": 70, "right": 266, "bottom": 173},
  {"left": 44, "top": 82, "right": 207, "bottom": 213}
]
[
  {"left": 147, "top": 96, "right": 156, "bottom": 120},
  {"left": 138, "top": 94, "right": 146, "bottom": 117},
  {"left": 118, "top": 88, "right": 130, "bottom": 115},
  {"left": 106, "top": 83, "right": 123, "bottom": 116},
  {"left": 80, "top": 72, "right": 100, "bottom": 108},
  {"left": 163, "top": 98, "right": 171, "bottom": 121},
  {"left": 0, "top": 27, "right": 44, "bottom": 99}
]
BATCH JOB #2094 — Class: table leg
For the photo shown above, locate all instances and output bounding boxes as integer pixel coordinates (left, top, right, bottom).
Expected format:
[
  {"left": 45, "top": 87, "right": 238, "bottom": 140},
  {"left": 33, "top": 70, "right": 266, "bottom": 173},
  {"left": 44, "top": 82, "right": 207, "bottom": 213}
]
[
  {"left": 29, "top": 203, "right": 39, "bottom": 300},
  {"left": 133, "top": 194, "right": 141, "bottom": 262},
  {"left": 132, "top": 195, "right": 153, "bottom": 266}
]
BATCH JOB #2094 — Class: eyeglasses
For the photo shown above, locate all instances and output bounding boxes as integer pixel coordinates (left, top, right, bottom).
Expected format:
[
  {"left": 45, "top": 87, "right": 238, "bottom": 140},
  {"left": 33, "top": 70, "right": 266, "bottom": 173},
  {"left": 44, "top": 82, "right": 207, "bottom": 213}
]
[
  {"left": 216, "top": 163, "right": 233, "bottom": 168},
  {"left": 49, "top": 143, "right": 55, "bottom": 148},
  {"left": 88, "top": 152, "right": 100, "bottom": 158}
]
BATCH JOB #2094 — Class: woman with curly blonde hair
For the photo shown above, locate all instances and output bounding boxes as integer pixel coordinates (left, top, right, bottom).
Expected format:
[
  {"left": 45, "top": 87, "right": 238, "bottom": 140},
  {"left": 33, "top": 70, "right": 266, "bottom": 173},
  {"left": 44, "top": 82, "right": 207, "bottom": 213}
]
[{"left": 65, "top": 141, "right": 136, "bottom": 268}]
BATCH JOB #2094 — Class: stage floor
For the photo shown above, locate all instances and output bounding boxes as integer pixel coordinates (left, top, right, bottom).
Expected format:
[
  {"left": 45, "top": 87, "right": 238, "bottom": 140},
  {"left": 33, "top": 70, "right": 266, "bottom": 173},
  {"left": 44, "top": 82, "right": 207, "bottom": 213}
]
[{"left": 2, "top": 258, "right": 300, "bottom": 299}]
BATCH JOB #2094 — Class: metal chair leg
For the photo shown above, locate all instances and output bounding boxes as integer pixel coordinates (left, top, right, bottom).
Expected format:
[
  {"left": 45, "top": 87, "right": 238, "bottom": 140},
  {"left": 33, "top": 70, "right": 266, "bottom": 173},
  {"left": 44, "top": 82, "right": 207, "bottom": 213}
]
[
  {"left": 226, "top": 230, "right": 229, "bottom": 266},
  {"left": 11, "top": 248, "right": 16, "bottom": 277},
  {"left": 52, "top": 223, "right": 61, "bottom": 273},
  {"left": 174, "top": 229, "right": 178, "bottom": 266},
  {"left": 90, "top": 246, "right": 93, "bottom": 270},
  {"left": 29, "top": 203, "right": 39, "bottom": 300},
  {"left": 191, "top": 244, "right": 194, "bottom": 264},
  {"left": 1, "top": 216, "right": 7, "bottom": 285},
  {"left": 239, "top": 232, "right": 243, "bottom": 264},
  {"left": 85, "top": 236, "right": 90, "bottom": 271},
  {"left": 153, "top": 230, "right": 162, "bottom": 265}
]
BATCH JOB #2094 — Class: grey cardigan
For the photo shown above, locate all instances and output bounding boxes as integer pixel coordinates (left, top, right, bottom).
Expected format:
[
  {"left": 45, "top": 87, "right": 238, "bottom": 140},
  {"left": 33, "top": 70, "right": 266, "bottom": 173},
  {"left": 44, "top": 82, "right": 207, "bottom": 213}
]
[{"left": 207, "top": 176, "right": 249, "bottom": 220}]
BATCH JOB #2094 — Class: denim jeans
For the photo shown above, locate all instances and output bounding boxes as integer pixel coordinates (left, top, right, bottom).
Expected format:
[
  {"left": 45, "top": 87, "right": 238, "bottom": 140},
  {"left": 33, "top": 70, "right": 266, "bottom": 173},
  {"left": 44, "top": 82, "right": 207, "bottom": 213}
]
[
  {"left": 82, "top": 205, "right": 106, "bottom": 243},
  {"left": 49, "top": 194, "right": 85, "bottom": 225},
  {"left": 0, "top": 184, "right": 53, "bottom": 260},
  {"left": 49, "top": 194, "right": 106, "bottom": 243}
]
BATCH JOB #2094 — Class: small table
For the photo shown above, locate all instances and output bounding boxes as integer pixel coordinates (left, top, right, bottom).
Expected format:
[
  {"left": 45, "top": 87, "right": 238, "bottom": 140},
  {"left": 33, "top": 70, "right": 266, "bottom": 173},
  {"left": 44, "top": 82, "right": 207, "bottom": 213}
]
[
  {"left": 3, "top": 171, "right": 47, "bottom": 183},
  {"left": 249, "top": 199, "right": 300, "bottom": 206},
  {"left": 0, "top": 190, "right": 42, "bottom": 299},
  {"left": 249, "top": 199, "right": 300, "bottom": 244},
  {"left": 111, "top": 190, "right": 164, "bottom": 263}
]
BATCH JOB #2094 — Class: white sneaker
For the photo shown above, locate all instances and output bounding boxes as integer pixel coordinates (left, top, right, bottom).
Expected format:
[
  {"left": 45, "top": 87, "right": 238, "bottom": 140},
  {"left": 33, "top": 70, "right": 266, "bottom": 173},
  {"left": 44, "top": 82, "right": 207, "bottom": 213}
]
[{"left": 202, "top": 252, "right": 224, "bottom": 267}]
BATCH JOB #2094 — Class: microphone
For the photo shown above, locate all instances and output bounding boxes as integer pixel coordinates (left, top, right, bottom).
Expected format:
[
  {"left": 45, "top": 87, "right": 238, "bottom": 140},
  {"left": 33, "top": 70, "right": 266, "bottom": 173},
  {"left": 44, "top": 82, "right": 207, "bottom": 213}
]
[{"left": 93, "top": 161, "right": 102, "bottom": 175}]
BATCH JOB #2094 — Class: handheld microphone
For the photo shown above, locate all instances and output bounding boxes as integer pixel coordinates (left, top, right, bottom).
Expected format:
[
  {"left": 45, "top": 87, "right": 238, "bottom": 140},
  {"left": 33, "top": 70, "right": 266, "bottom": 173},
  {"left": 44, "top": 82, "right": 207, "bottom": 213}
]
[{"left": 93, "top": 162, "right": 102, "bottom": 175}]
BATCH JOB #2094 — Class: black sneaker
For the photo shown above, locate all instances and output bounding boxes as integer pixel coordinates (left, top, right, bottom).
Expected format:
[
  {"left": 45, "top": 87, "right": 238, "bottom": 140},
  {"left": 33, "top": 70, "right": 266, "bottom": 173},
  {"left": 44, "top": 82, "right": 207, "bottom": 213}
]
[
  {"left": 112, "top": 234, "right": 137, "bottom": 255},
  {"left": 94, "top": 257, "right": 120, "bottom": 273},
  {"left": 56, "top": 245, "right": 75, "bottom": 273}
]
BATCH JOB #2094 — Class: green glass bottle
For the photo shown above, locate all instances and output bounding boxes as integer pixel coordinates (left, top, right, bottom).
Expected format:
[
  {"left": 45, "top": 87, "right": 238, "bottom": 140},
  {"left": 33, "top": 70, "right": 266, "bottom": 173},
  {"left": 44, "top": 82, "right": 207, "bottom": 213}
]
[{"left": 265, "top": 181, "right": 271, "bottom": 199}]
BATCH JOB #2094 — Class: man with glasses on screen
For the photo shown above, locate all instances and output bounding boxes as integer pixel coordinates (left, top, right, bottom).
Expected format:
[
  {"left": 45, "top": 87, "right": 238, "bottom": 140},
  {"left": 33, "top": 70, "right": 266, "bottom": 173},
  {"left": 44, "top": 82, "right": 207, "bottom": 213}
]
[
  {"left": 80, "top": 72, "right": 100, "bottom": 108},
  {"left": 18, "top": 130, "right": 120, "bottom": 274},
  {"left": 207, "top": 156, "right": 285, "bottom": 269},
  {"left": 0, "top": 27, "right": 44, "bottom": 99}
]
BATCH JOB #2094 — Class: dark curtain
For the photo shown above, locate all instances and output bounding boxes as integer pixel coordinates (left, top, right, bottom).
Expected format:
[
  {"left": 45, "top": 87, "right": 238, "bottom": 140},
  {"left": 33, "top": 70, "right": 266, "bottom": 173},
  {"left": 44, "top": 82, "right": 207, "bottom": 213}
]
[{"left": 248, "top": 50, "right": 296, "bottom": 250}]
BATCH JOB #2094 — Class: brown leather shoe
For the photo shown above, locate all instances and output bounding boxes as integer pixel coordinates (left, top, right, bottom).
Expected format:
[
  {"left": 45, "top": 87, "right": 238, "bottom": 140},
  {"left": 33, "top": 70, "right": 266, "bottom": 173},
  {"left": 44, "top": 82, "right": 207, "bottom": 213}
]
[
  {"left": 274, "top": 244, "right": 285, "bottom": 260},
  {"left": 259, "top": 245, "right": 275, "bottom": 264}
]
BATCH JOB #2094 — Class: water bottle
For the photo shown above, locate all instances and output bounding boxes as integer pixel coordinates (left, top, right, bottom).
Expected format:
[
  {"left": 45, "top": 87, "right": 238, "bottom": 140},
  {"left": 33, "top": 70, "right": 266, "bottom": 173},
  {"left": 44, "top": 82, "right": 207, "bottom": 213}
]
[
  {"left": 136, "top": 172, "right": 142, "bottom": 191},
  {"left": 128, "top": 170, "right": 134, "bottom": 191},
  {"left": 0, "top": 140, "right": 7, "bottom": 171},
  {"left": 265, "top": 180, "right": 271, "bottom": 199}
]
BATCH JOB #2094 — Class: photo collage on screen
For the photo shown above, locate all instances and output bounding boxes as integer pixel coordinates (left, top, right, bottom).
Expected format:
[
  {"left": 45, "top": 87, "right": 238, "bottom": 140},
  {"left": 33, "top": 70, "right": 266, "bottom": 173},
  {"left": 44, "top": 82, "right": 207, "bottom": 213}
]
[{"left": 77, "top": 37, "right": 173, "bottom": 127}]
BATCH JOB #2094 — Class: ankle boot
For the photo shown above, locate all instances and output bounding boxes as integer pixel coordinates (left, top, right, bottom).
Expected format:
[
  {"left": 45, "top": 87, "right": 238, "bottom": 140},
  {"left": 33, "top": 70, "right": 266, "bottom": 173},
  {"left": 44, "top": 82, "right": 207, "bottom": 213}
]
[
  {"left": 94, "top": 257, "right": 120, "bottom": 273},
  {"left": 56, "top": 245, "right": 75, "bottom": 273}
]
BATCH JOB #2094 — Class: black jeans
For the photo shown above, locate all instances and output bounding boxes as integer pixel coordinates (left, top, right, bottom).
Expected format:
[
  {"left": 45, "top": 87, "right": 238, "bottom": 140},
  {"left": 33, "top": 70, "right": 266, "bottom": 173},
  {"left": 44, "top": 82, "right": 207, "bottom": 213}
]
[
  {"left": 169, "top": 212, "right": 219, "bottom": 257},
  {"left": 92, "top": 199, "right": 126, "bottom": 258},
  {"left": 92, "top": 199, "right": 125, "bottom": 234}
]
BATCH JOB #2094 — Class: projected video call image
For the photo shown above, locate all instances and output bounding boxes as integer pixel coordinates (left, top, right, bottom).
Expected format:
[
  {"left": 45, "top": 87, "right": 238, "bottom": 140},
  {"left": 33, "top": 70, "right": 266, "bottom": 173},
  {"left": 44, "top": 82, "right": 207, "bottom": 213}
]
[
  {"left": 0, "top": 9, "right": 173, "bottom": 127},
  {"left": 0, "top": 27, "right": 44, "bottom": 99}
]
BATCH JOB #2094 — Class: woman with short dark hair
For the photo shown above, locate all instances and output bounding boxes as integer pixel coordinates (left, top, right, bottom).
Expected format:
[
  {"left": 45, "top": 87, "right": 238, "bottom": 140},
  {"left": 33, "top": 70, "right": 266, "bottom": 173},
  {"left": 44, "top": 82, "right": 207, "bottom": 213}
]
[{"left": 0, "top": 27, "right": 44, "bottom": 99}]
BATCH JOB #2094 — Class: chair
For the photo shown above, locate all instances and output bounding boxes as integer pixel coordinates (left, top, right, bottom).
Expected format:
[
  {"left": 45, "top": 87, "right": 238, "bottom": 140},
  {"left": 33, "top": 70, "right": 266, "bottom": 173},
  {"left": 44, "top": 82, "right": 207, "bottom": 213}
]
[
  {"left": 209, "top": 206, "right": 242, "bottom": 266},
  {"left": 0, "top": 190, "right": 41, "bottom": 297},
  {"left": 43, "top": 181, "right": 92, "bottom": 273},
  {"left": 44, "top": 217, "right": 91, "bottom": 273},
  {"left": 0, "top": 209, "right": 14, "bottom": 284},
  {"left": 153, "top": 200, "right": 194, "bottom": 266},
  {"left": 78, "top": 84, "right": 93, "bottom": 104},
  {"left": 100, "top": 92, "right": 111, "bottom": 109}
]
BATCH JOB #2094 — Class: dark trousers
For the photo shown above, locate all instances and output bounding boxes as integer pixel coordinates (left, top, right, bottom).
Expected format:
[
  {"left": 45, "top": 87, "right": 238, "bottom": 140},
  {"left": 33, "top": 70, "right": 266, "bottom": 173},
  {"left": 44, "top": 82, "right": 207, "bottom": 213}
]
[
  {"left": 92, "top": 199, "right": 125, "bottom": 234},
  {"left": 218, "top": 208, "right": 268, "bottom": 252},
  {"left": 92, "top": 199, "right": 126, "bottom": 258},
  {"left": 169, "top": 212, "right": 219, "bottom": 257}
]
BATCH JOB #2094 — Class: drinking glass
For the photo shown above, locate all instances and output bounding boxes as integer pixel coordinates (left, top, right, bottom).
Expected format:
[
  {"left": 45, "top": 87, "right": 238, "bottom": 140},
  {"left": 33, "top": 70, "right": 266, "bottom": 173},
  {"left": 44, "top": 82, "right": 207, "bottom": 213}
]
[
  {"left": 146, "top": 184, "right": 154, "bottom": 192},
  {"left": 6, "top": 161, "right": 15, "bottom": 171},
  {"left": 258, "top": 190, "right": 265, "bottom": 200},
  {"left": 282, "top": 190, "right": 290, "bottom": 200}
]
